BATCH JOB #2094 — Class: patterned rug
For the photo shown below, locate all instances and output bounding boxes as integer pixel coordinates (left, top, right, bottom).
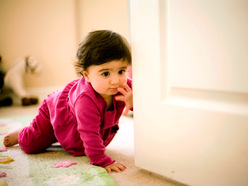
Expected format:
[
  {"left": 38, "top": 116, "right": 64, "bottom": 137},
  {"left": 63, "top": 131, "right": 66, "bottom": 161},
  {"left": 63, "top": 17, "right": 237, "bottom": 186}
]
[{"left": 0, "top": 115, "right": 117, "bottom": 186}]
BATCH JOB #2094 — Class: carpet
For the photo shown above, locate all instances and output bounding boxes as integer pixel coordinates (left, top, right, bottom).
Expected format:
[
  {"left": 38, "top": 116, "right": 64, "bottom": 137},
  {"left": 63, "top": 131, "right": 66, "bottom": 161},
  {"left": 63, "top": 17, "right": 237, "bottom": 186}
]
[{"left": 0, "top": 115, "right": 117, "bottom": 186}]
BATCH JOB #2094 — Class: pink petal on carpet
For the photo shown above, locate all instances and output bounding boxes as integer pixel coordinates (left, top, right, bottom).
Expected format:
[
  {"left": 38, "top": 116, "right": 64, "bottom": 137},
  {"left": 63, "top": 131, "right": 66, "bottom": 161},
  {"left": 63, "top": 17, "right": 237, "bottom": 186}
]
[
  {"left": 0, "top": 172, "right": 7, "bottom": 178},
  {"left": 0, "top": 147, "right": 7, "bottom": 152},
  {"left": 54, "top": 160, "right": 77, "bottom": 168},
  {"left": 0, "top": 132, "right": 8, "bottom": 135}
]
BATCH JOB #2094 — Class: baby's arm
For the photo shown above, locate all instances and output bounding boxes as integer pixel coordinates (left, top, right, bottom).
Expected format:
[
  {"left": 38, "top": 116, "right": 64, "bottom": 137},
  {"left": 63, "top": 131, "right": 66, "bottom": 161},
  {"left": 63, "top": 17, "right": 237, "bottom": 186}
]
[
  {"left": 75, "top": 95, "right": 126, "bottom": 172},
  {"left": 115, "top": 82, "right": 133, "bottom": 115},
  {"left": 105, "top": 162, "right": 127, "bottom": 173}
]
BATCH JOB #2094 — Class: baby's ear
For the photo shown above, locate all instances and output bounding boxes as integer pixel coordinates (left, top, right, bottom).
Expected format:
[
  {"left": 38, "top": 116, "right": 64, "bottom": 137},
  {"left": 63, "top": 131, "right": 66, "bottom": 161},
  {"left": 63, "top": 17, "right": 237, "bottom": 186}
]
[{"left": 81, "top": 71, "right": 90, "bottom": 82}]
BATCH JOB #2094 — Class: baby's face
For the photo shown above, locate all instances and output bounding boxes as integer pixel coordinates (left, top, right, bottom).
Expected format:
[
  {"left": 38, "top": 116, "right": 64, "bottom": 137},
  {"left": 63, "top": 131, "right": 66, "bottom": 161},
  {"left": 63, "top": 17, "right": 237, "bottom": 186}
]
[{"left": 82, "top": 60, "right": 129, "bottom": 100}]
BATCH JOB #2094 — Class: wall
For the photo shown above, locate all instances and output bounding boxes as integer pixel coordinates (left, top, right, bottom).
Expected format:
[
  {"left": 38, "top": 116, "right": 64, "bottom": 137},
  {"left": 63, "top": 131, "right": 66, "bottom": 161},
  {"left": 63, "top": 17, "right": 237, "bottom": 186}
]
[
  {"left": 0, "top": 0, "right": 77, "bottom": 88},
  {"left": 0, "top": 0, "right": 129, "bottom": 89},
  {"left": 77, "top": 0, "right": 130, "bottom": 42}
]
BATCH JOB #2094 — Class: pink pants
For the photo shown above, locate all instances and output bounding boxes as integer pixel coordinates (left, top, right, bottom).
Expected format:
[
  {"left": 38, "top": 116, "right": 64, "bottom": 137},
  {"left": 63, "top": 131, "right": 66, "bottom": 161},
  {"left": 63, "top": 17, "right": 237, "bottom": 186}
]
[{"left": 18, "top": 100, "right": 57, "bottom": 154}]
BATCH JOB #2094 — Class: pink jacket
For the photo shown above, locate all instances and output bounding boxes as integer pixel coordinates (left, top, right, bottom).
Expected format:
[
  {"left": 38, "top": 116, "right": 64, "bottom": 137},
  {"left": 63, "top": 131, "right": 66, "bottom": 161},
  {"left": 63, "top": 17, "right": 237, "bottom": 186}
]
[{"left": 45, "top": 77, "right": 132, "bottom": 167}]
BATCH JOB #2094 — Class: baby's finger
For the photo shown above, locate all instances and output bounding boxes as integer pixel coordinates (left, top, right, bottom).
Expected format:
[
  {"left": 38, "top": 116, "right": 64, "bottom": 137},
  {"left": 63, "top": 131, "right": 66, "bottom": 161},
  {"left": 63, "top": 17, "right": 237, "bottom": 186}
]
[
  {"left": 123, "top": 83, "right": 132, "bottom": 92},
  {"left": 117, "top": 163, "right": 127, "bottom": 170},
  {"left": 105, "top": 167, "right": 111, "bottom": 174},
  {"left": 115, "top": 95, "right": 124, "bottom": 102},
  {"left": 112, "top": 165, "right": 121, "bottom": 173},
  {"left": 117, "top": 87, "right": 127, "bottom": 96}
]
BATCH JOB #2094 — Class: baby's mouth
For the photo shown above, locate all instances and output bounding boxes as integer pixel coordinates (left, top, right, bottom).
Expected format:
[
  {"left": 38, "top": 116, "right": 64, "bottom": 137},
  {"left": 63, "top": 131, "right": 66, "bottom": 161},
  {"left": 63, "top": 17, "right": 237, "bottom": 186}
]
[{"left": 108, "top": 87, "right": 117, "bottom": 90}]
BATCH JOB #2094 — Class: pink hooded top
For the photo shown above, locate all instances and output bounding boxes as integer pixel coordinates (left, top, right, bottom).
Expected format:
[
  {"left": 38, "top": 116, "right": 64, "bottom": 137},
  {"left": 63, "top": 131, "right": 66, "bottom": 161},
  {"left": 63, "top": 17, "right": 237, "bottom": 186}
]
[{"left": 45, "top": 77, "right": 132, "bottom": 167}]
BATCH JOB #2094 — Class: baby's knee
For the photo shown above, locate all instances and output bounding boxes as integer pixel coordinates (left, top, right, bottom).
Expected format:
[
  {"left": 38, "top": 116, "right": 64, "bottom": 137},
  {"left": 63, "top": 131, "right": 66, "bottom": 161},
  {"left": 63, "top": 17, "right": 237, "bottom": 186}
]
[
  {"left": 19, "top": 137, "right": 48, "bottom": 154},
  {"left": 20, "top": 146, "right": 38, "bottom": 154},
  {"left": 18, "top": 128, "right": 40, "bottom": 154}
]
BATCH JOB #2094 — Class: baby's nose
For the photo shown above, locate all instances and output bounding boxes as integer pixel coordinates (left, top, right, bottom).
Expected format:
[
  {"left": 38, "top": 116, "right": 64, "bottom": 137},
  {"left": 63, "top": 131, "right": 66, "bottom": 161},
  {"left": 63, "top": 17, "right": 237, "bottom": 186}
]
[{"left": 110, "top": 75, "right": 119, "bottom": 84}]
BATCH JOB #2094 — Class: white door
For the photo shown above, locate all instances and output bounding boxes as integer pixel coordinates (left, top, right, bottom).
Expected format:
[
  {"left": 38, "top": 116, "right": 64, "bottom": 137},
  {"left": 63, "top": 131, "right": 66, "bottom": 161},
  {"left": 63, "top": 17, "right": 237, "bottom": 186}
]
[{"left": 129, "top": 0, "right": 248, "bottom": 185}]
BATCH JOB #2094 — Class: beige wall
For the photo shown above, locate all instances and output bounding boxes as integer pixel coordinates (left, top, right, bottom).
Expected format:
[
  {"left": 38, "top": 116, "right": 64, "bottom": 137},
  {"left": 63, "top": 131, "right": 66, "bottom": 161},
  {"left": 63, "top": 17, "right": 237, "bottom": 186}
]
[
  {"left": 77, "top": 0, "right": 129, "bottom": 42},
  {"left": 0, "top": 0, "right": 129, "bottom": 88}
]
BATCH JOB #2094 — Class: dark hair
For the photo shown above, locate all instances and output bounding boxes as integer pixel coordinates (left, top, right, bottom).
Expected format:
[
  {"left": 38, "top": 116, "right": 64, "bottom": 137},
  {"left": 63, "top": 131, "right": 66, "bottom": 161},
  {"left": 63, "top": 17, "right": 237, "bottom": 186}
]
[{"left": 75, "top": 30, "right": 132, "bottom": 76}]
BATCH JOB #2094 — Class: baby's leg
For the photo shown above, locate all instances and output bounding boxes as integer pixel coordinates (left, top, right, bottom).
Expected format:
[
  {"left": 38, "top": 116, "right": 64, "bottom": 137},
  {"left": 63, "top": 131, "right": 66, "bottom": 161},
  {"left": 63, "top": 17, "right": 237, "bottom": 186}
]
[
  {"left": 3, "top": 129, "right": 22, "bottom": 147},
  {"left": 5, "top": 99, "right": 56, "bottom": 154},
  {"left": 18, "top": 113, "right": 57, "bottom": 154}
]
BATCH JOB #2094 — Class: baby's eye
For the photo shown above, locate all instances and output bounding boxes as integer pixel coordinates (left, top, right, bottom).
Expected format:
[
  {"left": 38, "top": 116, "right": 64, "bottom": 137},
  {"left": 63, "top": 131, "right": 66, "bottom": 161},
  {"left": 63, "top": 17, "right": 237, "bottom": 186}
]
[
  {"left": 102, "top": 72, "right": 110, "bottom": 77},
  {"left": 118, "top": 70, "right": 126, "bottom": 75}
]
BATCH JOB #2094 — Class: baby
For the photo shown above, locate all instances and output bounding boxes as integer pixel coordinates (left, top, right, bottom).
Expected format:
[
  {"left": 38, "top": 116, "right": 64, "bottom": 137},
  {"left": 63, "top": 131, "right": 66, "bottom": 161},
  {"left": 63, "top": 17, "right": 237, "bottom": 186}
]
[{"left": 4, "top": 30, "right": 133, "bottom": 173}]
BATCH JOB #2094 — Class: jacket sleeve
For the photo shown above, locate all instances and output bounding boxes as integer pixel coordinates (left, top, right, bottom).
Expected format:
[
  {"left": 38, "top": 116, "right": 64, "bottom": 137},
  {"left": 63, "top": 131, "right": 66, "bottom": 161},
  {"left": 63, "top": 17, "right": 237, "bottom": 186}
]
[{"left": 74, "top": 94, "right": 115, "bottom": 167}]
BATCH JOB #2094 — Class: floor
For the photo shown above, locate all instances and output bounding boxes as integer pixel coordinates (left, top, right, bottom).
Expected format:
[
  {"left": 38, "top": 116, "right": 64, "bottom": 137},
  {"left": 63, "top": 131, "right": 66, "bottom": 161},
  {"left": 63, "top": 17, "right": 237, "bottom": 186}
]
[{"left": 0, "top": 103, "right": 185, "bottom": 186}]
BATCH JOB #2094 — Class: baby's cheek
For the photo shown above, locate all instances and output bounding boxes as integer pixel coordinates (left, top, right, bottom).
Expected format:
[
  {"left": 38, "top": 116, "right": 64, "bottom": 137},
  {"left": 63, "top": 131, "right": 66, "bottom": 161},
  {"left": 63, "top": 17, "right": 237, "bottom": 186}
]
[
  {"left": 91, "top": 83, "right": 104, "bottom": 94},
  {"left": 121, "top": 77, "right": 128, "bottom": 86}
]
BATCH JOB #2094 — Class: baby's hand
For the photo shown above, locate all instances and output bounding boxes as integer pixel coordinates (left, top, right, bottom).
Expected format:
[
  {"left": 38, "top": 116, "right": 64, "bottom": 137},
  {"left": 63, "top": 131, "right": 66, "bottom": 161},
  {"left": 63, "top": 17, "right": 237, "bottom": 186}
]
[
  {"left": 105, "top": 162, "right": 127, "bottom": 174},
  {"left": 115, "top": 83, "right": 133, "bottom": 115}
]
